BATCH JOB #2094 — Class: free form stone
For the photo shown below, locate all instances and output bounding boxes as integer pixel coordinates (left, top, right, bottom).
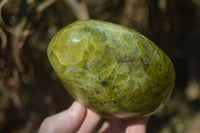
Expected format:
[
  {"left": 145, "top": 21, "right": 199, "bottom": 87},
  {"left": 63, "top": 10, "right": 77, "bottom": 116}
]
[{"left": 47, "top": 20, "right": 175, "bottom": 118}]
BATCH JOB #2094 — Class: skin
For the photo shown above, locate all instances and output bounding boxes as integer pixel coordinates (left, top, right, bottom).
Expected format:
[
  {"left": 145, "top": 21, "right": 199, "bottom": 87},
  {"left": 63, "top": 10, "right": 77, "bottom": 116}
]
[{"left": 39, "top": 101, "right": 148, "bottom": 133}]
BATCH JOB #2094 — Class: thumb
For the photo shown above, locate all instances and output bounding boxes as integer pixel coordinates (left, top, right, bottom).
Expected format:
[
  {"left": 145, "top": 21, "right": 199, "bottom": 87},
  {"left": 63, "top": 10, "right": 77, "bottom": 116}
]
[{"left": 39, "top": 101, "right": 87, "bottom": 133}]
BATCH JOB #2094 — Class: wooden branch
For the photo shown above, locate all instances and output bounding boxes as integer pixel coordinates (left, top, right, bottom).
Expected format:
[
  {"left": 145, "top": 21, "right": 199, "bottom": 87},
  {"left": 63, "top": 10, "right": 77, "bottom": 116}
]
[
  {"left": 64, "top": 0, "right": 90, "bottom": 20},
  {"left": 0, "top": 27, "right": 7, "bottom": 49},
  {"left": 36, "top": 0, "right": 57, "bottom": 13}
]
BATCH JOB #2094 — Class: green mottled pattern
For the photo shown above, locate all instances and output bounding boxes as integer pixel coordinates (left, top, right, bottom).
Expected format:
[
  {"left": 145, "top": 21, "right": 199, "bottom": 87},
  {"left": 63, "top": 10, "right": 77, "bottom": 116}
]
[{"left": 48, "top": 20, "right": 175, "bottom": 118}]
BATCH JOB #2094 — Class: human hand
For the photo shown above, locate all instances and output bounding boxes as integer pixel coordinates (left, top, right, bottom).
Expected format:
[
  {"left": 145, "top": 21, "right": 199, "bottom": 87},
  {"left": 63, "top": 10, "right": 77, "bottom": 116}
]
[{"left": 39, "top": 101, "right": 148, "bottom": 133}]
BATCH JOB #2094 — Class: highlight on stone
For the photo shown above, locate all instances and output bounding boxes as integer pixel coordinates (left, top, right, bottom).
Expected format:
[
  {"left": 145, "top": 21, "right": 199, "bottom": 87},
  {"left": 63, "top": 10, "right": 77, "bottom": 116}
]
[{"left": 47, "top": 20, "right": 175, "bottom": 118}]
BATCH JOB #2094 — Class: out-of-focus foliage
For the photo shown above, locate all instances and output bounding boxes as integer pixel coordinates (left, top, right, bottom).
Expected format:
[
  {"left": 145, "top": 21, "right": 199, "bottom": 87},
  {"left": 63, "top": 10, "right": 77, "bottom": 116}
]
[{"left": 0, "top": 0, "right": 200, "bottom": 132}]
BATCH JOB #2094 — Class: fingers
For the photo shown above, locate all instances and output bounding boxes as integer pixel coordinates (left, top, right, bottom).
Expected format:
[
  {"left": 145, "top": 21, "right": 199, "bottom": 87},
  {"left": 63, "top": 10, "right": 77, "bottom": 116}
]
[
  {"left": 38, "top": 100, "right": 149, "bottom": 133},
  {"left": 125, "top": 117, "right": 149, "bottom": 133},
  {"left": 98, "top": 117, "right": 149, "bottom": 133},
  {"left": 98, "top": 119, "right": 126, "bottom": 133},
  {"left": 39, "top": 101, "right": 87, "bottom": 133},
  {"left": 77, "top": 109, "right": 101, "bottom": 133}
]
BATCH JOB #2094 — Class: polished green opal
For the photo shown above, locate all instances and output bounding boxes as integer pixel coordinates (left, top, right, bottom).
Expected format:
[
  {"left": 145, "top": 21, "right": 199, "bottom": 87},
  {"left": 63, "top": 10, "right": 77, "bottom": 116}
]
[{"left": 48, "top": 20, "right": 175, "bottom": 118}]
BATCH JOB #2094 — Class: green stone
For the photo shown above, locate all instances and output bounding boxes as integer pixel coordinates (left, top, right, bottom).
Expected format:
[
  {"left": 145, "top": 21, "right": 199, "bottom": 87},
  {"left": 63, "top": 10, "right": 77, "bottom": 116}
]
[{"left": 47, "top": 20, "right": 175, "bottom": 118}]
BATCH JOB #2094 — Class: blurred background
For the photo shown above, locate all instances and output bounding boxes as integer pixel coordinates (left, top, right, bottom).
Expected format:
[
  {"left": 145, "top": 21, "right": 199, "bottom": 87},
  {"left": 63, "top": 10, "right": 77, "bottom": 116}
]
[{"left": 0, "top": 0, "right": 200, "bottom": 132}]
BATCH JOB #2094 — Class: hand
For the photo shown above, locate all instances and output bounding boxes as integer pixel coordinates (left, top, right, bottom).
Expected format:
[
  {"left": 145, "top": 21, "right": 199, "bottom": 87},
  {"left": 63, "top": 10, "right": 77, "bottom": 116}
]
[{"left": 39, "top": 101, "right": 148, "bottom": 133}]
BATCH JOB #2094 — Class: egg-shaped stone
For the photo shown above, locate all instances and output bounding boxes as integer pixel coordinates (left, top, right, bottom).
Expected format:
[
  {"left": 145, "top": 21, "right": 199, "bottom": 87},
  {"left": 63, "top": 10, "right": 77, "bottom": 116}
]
[{"left": 47, "top": 20, "right": 175, "bottom": 118}]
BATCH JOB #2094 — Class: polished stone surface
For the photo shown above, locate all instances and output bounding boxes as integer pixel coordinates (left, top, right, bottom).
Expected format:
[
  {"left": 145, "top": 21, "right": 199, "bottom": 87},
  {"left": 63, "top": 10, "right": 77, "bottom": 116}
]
[{"left": 48, "top": 20, "right": 175, "bottom": 118}]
